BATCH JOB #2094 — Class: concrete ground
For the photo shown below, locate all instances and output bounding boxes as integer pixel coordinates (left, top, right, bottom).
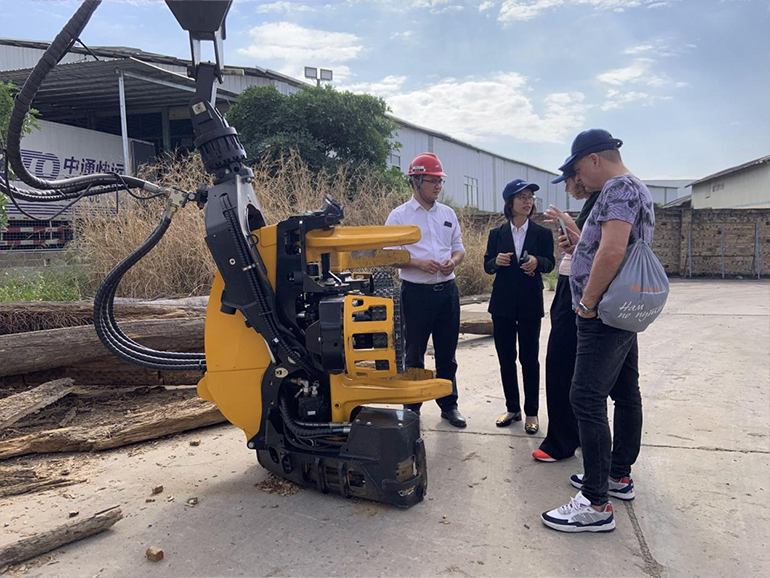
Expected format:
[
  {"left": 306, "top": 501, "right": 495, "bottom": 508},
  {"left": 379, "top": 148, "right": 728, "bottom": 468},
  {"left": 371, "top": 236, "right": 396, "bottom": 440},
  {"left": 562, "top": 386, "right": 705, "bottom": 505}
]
[{"left": 1, "top": 279, "right": 768, "bottom": 578}]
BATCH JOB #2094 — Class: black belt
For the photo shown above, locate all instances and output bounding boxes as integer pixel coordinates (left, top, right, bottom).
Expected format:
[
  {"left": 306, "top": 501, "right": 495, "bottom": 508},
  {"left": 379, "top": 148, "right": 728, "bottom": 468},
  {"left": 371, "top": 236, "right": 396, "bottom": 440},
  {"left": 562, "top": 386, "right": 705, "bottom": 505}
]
[{"left": 402, "top": 279, "right": 455, "bottom": 292}]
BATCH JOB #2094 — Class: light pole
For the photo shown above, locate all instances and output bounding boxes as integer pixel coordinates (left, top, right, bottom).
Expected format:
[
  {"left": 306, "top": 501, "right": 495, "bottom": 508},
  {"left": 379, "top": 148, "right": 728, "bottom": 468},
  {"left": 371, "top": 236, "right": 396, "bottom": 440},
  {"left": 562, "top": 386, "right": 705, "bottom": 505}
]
[{"left": 304, "top": 67, "right": 333, "bottom": 87}]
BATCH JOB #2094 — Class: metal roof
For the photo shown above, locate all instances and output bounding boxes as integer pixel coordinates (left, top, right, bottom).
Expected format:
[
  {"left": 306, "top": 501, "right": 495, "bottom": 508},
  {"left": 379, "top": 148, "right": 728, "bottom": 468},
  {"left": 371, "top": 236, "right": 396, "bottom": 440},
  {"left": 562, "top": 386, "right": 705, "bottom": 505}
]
[
  {"left": 688, "top": 155, "right": 770, "bottom": 187},
  {"left": 0, "top": 37, "right": 306, "bottom": 89},
  {"left": 0, "top": 57, "right": 240, "bottom": 122}
]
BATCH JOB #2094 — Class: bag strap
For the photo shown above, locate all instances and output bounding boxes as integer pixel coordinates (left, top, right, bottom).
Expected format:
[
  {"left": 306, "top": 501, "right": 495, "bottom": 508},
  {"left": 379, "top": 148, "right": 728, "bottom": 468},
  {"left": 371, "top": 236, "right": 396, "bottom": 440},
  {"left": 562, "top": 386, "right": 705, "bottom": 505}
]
[{"left": 631, "top": 180, "right": 652, "bottom": 245}]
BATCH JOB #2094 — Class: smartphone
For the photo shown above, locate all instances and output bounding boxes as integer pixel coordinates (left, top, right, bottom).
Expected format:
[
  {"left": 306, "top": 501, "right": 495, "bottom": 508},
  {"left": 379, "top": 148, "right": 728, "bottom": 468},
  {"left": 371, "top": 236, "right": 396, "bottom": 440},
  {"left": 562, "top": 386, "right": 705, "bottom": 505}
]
[
  {"left": 519, "top": 250, "right": 529, "bottom": 265},
  {"left": 558, "top": 217, "right": 573, "bottom": 247}
]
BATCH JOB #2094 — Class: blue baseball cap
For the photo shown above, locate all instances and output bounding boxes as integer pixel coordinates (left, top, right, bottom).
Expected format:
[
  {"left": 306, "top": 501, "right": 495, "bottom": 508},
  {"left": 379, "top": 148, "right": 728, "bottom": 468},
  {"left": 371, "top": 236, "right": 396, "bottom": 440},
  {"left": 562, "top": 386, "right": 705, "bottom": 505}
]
[
  {"left": 558, "top": 128, "right": 623, "bottom": 171},
  {"left": 502, "top": 178, "right": 539, "bottom": 202},
  {"left": 551, "top": 158, "right": 576, "bottom": 184}
]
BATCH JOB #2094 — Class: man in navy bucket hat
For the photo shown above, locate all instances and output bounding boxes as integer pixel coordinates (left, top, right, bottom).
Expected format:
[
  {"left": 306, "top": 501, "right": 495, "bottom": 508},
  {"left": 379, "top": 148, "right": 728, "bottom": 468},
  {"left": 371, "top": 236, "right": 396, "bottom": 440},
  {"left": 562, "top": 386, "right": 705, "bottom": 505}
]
[{"left": 541, "top": 129, "right": 656, "bottom": 534}]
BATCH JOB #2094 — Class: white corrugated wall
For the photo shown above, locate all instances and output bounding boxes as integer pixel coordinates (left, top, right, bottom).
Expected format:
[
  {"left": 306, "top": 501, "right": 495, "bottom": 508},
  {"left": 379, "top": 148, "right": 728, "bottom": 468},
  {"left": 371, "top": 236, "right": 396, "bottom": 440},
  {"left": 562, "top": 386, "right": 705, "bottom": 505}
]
[{"left": 391, "top": 124, "right": 568, "bottom": 215}]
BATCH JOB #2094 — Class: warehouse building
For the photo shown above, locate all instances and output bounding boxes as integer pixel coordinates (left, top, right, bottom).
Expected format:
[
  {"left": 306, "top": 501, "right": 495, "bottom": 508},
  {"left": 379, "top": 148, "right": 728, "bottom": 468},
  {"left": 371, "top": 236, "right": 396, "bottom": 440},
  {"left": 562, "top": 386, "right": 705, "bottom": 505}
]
[
  {"left": 0, "top": 38, "right": 568, "bottom": 218},
  {"left": 689, "top": 155, "right": 770, "bottom": 209}
]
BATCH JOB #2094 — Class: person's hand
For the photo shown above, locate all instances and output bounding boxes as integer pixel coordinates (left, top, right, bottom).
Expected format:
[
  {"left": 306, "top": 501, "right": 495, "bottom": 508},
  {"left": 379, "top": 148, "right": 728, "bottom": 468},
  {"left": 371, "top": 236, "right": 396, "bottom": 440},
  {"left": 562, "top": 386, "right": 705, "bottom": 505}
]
[
  {"left": 439, "top": 258, "right": 456, "bottom": 276},
  {"left": 543, "top": 205, "right": 575, "bottom": 231},
  {"left": 558, "top": 227, "right": 581, "bottom": 255},
  {"left": 414, "top": 258, "right": 441, "bottom": 274},
  {"left": 520, "top": 255, "right": 538, "bottom": 276},
  {"left": 495, "top": 252, "right": 514, "bottom": 267},
  {"left": 576, "top": 308, "right": 598, "bottom": 319}
]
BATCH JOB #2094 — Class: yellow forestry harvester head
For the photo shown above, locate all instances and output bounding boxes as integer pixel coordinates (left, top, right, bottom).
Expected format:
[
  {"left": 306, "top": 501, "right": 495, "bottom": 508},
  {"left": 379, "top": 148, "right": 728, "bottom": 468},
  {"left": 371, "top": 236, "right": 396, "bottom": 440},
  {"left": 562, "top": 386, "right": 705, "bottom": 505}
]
[{"left": 0, "top": 0, "right": 451, "bottom": 507}]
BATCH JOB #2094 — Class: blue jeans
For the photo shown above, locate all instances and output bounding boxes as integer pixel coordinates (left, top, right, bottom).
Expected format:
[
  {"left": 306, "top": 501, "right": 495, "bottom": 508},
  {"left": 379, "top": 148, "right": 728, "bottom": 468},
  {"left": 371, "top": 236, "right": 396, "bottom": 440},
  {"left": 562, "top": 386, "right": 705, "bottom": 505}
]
[{"left": 570, "top": 316, "right": 643, "bottom": 506}]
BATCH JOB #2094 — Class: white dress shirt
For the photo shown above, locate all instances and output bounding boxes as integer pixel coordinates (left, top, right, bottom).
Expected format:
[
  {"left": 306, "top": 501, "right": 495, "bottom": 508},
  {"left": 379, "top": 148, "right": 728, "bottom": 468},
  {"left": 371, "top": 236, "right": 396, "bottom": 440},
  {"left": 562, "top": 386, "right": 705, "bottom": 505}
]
[
  {"left": 510, "top": 219, "right": 529, "bottom": 260},
  {"left": 385, "top": 197, "right": 465, "bottom": 284}
]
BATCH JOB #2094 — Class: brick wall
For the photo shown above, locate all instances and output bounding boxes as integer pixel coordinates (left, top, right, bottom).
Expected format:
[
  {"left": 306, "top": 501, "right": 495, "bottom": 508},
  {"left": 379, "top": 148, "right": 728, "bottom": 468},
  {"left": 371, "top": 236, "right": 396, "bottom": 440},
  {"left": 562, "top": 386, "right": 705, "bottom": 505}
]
[{"left": 470, "top": 207, "right": 770, "bottom": 278}]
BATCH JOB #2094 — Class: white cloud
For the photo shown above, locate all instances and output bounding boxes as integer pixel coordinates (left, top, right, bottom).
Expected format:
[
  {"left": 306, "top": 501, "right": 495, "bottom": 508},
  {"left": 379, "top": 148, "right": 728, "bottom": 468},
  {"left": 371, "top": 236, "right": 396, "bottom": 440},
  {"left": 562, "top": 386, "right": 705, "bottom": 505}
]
[
  {"left": 479, "top": 1, "right": 496, "bottom": 11},
  {"left": 390, "top": 31, "right": 415, "bottom": 39},
  {"left": 385, "top": 73, "right": 588, "bottom": 144},
  {"left": 496, "top": 0, "right": 681, "bottom": 24},
  {"left": 253, "top": 1, "right": 315, "bottom": 13},
  {"left": 601, "top": 89, "right": 672, "bottom": 110},
  {"left": 596, "top": 58, "right": 686, "bottom": 88},
  {"left": 342, "top": 75, "right": 408, "bottom": 96},
  {"left": 624, "top": 44, "right": 654, "bottom": 55},
  {"left": 237, "top": 22, "right": 364, "bottom": 81}
]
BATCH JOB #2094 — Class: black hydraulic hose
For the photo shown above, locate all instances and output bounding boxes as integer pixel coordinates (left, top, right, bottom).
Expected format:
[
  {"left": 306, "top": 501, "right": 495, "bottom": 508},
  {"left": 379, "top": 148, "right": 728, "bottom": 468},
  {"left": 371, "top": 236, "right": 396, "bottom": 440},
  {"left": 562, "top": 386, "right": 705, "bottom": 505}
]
[
  {"left": 93, "top": 215, "right": 205, "bottom": 367},
  {"left": 279, "top": 397, "right": 346, "bottom": 439},
  {"left": 5, "top": 0, "right": 153, "bottom": 193},
  {"left": 93, "top": 214, "right": 207, "bottom": 371}
]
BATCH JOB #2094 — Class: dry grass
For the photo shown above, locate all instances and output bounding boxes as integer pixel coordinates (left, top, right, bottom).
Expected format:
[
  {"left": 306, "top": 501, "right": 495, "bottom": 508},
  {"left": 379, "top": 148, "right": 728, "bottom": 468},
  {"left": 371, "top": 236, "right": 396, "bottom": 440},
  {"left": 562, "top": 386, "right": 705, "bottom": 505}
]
[{"left": 73, "top": 152, "right": 497, "bottom": 299}]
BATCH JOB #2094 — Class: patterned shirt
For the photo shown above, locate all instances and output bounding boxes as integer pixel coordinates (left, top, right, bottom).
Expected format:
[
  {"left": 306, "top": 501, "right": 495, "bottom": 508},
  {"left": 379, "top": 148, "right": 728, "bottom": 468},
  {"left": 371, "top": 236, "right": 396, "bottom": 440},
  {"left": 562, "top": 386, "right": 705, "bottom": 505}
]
[{"left": 570, "top": 174, "right": 655, "bottom": 310}]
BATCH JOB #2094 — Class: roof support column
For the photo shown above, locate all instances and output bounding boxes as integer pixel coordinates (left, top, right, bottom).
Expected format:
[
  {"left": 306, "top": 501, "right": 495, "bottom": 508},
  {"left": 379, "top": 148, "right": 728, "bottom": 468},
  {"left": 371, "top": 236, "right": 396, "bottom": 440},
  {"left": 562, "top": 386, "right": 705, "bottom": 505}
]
[
  {"left": 161, "top": 107, "right": 171, "bottom": 152},
  {"left": 117, "top": 69, "right": 132, "bottom": 176}
]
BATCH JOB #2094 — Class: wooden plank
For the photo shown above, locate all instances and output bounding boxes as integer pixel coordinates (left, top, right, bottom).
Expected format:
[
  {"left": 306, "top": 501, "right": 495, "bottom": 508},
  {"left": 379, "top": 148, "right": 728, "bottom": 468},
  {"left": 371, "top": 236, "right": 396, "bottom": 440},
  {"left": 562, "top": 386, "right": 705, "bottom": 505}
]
[
  {"left": 0, "top": 507, "right": 122, "bottom": 570},
  {"left": 0, "top": 317, "right": 205, "bottom": 378},
  {"left": 0, "top": 378, "right": 75, "bottom": 429},
  {"left": 0, "top": 397, "right": 226, "bottom": 460}
]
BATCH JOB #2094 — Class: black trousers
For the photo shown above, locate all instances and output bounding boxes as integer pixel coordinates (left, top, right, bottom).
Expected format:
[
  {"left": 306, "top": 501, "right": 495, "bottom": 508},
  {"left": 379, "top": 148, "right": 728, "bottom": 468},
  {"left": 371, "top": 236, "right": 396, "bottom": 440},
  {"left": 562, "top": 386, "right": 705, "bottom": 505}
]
[
  {"left": 401, "top": 280, "right": 460, "bottom": 411},
  {"left": 570, "top": 316, "right": 642, "bottom": 506},
  {"left": 492, "top": 315, "right": 541, "bottom": 416},
  {"left": 539, "top": 275, "right": 581, "bottom": 459}
]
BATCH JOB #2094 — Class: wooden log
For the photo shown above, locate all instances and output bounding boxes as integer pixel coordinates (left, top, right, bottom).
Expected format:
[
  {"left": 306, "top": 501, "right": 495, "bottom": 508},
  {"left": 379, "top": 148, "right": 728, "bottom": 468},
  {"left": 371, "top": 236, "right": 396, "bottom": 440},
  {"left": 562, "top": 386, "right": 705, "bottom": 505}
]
[
  {"left": 0, "top": 397, "right": 226, "bottom": 460},
  {"left": 0, "top": 507, "right": 122, "bottom": 569},
  {"left": 0, "top": 300, "right": 205, "bottom": 335},
  {"left": 0, "top": 467, "right": 84, "bottom": 498},
  {"left": 0, "top": 318, "right": 205, "bottom": 378},
  {"left": 459, "top": 318, "right": 493, "bottom": 335},
  {"left": 0, "top": 378, "right": 75, "bottom": 429}
]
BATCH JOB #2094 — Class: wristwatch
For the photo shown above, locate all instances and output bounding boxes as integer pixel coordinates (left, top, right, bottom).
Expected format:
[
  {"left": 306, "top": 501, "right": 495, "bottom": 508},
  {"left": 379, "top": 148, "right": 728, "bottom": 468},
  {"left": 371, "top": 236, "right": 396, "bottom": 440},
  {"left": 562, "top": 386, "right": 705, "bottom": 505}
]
[{"left": 578, "top": 301, "right": 596, "bottom": 315}]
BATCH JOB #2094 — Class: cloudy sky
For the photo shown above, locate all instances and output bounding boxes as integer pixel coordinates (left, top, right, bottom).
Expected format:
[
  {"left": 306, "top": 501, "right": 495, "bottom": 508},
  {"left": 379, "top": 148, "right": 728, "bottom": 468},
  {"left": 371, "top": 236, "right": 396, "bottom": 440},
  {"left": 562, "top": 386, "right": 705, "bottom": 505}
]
[{"left": 0, "top": 0, "right": 767, "bottom": 179}]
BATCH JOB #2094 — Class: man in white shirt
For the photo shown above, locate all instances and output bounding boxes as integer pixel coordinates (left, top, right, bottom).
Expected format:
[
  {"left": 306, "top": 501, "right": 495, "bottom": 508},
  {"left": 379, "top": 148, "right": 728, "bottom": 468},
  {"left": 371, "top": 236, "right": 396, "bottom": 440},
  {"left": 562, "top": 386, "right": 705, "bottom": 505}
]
[{"left": 385, "top": 153, "right": 467, "bottom": 427}]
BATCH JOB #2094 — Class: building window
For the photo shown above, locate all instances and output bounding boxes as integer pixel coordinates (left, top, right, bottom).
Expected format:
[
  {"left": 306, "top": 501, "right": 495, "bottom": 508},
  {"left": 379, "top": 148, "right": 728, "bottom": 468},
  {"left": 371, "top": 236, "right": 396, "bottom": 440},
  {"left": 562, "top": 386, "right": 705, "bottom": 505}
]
[
  {"left": 388, "top": 153, "right": 401, "bottom": 169},
  {"left": 711, "top": 182, "right": 724, "bottom": 193},
  {"left": 464, "top": 176, "right": 479, "bottom": 207}
]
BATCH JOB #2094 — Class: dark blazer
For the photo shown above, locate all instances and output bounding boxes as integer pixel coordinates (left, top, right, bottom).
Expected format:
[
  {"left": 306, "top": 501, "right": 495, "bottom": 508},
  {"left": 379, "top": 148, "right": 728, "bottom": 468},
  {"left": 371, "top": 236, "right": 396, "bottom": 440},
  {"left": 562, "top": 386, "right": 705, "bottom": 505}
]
[{"left": 484, "top": 219, "right": 555, "bottom": 320}]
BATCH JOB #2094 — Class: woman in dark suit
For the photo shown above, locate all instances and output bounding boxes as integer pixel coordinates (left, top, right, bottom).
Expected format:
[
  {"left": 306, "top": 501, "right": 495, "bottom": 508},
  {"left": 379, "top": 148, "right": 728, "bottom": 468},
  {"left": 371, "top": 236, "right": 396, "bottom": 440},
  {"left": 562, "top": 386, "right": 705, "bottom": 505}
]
[{"left": 484, "top": 179, "right": 555, "bottom": 434}]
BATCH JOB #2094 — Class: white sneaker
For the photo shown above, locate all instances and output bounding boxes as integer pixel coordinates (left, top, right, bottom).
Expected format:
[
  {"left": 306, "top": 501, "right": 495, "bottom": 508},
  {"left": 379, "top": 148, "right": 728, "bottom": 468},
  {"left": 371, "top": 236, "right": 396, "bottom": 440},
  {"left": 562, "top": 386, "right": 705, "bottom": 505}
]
[
  {"left": 570, "top": 473, "right": 635, "bottom": 501},
  {"left": 541, "top": 491, "right": 616, "bottom": 533}
]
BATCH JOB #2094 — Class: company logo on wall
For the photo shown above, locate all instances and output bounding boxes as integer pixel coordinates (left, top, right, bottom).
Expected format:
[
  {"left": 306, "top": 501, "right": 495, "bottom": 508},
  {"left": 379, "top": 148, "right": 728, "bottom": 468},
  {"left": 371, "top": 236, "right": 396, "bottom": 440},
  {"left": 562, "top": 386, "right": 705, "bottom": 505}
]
[{"left": 12, "top": 149, "right": 125, "bottom": 179}]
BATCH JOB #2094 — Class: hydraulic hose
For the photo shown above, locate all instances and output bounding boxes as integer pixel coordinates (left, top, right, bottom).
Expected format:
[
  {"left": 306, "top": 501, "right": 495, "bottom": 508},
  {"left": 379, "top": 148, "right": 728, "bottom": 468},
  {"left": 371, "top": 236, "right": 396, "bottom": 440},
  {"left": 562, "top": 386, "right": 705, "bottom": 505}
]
[
  {"left": 279, "top": 397, "right": 347, "bottom": 440},
  {"left": 93, "top": 212, "right": 207, "bottom": 371}
]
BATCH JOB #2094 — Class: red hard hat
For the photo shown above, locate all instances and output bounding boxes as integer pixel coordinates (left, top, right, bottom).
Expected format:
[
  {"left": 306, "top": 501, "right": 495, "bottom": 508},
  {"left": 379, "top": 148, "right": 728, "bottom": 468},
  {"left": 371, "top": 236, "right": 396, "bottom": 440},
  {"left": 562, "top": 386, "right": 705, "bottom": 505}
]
[{"left": 408, "top": 153, "right": 447, "bottom": 178}]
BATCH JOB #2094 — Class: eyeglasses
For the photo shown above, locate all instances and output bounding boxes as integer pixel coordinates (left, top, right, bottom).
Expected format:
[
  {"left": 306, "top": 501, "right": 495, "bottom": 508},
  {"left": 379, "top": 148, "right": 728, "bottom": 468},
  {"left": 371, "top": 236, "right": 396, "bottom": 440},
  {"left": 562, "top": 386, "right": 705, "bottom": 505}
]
[
  {"left": 422, "top": 178, "right": 445, "bottom": 186},
  {"left": 515, "top": 194, "right": 535, "bottom": 202}
]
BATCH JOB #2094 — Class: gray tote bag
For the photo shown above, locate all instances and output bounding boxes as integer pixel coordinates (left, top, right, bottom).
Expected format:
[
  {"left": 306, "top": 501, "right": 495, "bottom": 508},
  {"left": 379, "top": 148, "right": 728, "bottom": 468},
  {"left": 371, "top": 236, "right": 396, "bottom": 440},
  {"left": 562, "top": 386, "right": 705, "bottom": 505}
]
[{"left": 597, "top": 206, "right": 669, "bottom": 332}]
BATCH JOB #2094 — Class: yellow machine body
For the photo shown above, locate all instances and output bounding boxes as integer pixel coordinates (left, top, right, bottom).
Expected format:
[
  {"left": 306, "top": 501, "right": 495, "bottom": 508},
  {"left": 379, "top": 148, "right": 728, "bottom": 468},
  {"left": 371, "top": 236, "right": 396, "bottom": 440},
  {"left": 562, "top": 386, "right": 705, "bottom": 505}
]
[{"left": 197, "top": 223, "right": 452, "bottom": 441}]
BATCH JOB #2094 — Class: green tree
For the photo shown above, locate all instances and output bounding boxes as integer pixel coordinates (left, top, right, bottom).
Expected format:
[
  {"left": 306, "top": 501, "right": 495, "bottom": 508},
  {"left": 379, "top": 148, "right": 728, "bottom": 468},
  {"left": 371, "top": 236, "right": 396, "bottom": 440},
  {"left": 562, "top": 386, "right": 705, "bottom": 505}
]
[
  {"left": 0, "top": 81, "right": 40, "bottom": 228},
  {"left": 226, "top": 85, "right": 402, "bottom": 178}
]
